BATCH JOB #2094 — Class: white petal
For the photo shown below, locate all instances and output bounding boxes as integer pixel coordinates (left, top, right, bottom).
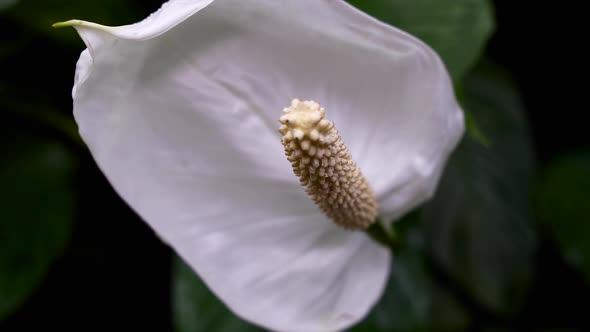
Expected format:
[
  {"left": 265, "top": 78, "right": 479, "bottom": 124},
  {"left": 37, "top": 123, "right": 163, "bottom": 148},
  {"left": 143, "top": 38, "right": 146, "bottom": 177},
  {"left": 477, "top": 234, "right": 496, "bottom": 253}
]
[
  {"left": 66, "top": 1, "right": 398, "bottom": 331},
  {"left": 352, "top": 43, "right": 465, "bottom": 223}
]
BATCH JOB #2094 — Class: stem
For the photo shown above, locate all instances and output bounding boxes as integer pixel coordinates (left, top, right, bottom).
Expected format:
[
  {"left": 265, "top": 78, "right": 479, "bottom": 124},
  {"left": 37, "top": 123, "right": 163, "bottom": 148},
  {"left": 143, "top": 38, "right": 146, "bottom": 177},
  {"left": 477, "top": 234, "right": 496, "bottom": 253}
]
[{"left": 367, "top": 217, "right": 403, "bottom": 252}]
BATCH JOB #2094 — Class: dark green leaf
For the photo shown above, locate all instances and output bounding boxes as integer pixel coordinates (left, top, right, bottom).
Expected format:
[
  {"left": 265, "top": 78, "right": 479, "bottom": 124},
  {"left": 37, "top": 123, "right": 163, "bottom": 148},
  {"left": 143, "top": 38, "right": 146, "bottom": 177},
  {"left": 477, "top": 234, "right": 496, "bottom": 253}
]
[
  {"left": 0, "top": 0, "right": 17, "bottom": 11},
  {"left": 348, "top": 0, "right": 494, "bottom": 82},
  {"left": 173, "top": 258, "right": 264, "bottom": 332},
  {"left": 464, "top": 107, "right": 491, "bottom": 147},
  {"left": 0, "top": 135, "right": 75, "bottom": 319},
  {"left": 420, "top": 63, "right": 537, "bottom": 316},
  {"left": 535, "top": 150, "right": 590, "bottom": 282}
]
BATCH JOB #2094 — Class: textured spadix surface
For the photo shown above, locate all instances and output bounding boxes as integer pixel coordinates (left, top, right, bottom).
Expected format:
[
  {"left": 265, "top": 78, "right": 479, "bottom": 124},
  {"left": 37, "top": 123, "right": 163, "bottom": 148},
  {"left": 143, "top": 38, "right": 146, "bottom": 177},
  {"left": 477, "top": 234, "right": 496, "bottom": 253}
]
[
  {"left": 61, "top": 0, "right": 464, "bottom": 331},
  {"left": 280, "top": 99, "right": 377, "bottom": 229}
]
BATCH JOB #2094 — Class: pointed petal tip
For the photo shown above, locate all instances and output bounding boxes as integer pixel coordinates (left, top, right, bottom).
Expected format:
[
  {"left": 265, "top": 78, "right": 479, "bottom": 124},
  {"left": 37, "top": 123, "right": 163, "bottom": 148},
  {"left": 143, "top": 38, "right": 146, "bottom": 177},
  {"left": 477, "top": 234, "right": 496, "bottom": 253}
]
[
  {"left": 52, "top": 20, "right": 82, "bottom": 28},
  {"left": 52, "top": 19, "right": 113, "bottom": 32}
]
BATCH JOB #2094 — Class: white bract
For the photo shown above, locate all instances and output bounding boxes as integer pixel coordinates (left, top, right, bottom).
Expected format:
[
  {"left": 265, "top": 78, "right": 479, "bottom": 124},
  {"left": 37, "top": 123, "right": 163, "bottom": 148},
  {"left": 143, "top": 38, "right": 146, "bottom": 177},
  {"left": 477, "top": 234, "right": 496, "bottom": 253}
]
[{"left": 59, "top": 0, "right": 464, "bottom": 331}]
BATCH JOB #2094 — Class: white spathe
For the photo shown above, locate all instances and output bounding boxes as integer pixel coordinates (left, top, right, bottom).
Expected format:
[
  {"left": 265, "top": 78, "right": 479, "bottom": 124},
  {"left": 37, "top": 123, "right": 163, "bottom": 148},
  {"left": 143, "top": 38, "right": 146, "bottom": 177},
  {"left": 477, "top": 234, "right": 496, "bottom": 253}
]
[{"left": 61, "top": 0, "right": 464, "bottom": 331}]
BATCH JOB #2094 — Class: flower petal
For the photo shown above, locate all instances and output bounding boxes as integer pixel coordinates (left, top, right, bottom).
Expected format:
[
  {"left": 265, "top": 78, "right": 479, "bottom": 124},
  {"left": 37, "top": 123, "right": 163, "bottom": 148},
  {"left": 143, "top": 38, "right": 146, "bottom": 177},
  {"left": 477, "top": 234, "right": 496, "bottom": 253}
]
[
  {"left": 68, "top": 1, "right": 394, "bottom": 331},
  {"left": 354, "top": 47, "right": 465, "bottom": 223},
  {"left": 66, "top": 0, "right": 463, "bottom": 328}
]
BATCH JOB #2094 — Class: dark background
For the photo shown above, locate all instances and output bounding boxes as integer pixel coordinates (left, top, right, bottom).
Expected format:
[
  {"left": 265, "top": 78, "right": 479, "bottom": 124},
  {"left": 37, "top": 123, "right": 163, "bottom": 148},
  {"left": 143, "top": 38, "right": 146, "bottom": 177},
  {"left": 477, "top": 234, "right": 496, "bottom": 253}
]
[{"left": 1, "top": 0, "right": 587, "bottom": 331}]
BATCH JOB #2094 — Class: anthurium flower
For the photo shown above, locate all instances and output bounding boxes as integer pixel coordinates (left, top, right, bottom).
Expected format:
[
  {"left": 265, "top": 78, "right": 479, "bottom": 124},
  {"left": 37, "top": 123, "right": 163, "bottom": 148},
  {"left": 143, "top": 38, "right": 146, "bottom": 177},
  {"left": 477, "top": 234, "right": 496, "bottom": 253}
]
[{"left": 56, "top": 0, "right": 464, "bottom": 331}]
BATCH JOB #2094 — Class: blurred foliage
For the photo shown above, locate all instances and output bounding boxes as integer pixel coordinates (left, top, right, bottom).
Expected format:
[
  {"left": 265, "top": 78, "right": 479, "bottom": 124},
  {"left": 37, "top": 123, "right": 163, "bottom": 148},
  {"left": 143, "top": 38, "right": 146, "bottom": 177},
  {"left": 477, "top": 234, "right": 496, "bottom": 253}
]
[
  {"left": 0, "top": 133, "right": 75, "bottom": 319},
  {"left": 535, "top": 151, "right": 590, "bottom": 282},
  {"left": 348, "top": 0, "right": 495, "bottom": 82},
  {"left": 464, "top": 105, "right": 491, "bottom": 147},
  {"left": 1, "top": 0, "right": 90, "bottom": 323},
  {"left": 0, "top": 0, "right": 17, "bottom": 11},
  {"left": 422, "top": 63, "right": 537, "bottom": 317}
]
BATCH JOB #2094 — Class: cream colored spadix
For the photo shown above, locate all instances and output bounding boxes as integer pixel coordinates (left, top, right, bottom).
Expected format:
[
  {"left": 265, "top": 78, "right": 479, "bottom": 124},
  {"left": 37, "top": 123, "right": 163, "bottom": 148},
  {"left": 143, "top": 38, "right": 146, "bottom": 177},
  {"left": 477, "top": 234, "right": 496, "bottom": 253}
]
[{"left": 279, "top": 99, "right": 377, "bottom": 229}]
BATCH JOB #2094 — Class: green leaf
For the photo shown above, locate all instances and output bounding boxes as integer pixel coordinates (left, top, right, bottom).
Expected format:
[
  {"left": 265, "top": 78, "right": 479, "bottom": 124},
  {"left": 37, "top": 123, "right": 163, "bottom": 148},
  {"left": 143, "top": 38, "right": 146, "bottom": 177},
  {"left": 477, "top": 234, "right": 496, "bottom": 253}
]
[
  {"left": 173, "top": 258, "right": 264, "bottom": 332},
  {"left": 347, "top": 0, "right": 494, "bottom": 82},
  {"left": 535, "top": 150, "right": 590, "bottom": 282},
  {"left": 464, "top": 106, "right": 491, "bottom": 147},
  {"left": 0, "top": 135, "right": 75, "bottom": 319},
  {"left": 420, "top": 63, "right": 537, "bottom": 316},
  {"left": 0, "top": 0, "right": 17, "bottom": 11},
  {"left": 351, "top": 223, "right": 470, "bottom": 332}
]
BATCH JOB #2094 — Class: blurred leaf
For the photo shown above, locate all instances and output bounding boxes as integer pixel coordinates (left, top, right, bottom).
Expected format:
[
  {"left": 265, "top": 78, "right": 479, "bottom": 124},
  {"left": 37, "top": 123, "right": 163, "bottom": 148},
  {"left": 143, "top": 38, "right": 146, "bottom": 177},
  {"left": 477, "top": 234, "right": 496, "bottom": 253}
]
[
  {"left": 0, "top": 37, "right": 27, "bottom": 60},
  {"left": 420, "top": 63, "right": 537, "bottom": 317},
  {"left": 0, "top": 9, "right": 29, "bottom": 60},
  {"left": 0, "top": 134, "right": 75, "bottom": 319},
  {"left": 4, "top": 0, "right": 143, "bottom": 44},
  {"left": 464, "top": 107, "right": 491, "bottom": 147},
  {"left": 348, "top": 0, "right": 494, "bottom": 82},
  {"left": 535, "top": 150, "right": 590, "bottom": 282},
  {"left": 351, "top": 222, "right": 469, "bottom": 332},
  {"left": 428, "top": 281, "right": 470, "bottom": 331},
  {"left": 173, "top": 258, "right": 264, "bottom": 332},
  {"left": 0, "top": 0, "right": 17, "bottom": 11},
  {"left": 455, "top": 85, "right": 491, "bottom": 147},
  {"left": 2, "top": 101, "right": 82, "bottom": 147}
]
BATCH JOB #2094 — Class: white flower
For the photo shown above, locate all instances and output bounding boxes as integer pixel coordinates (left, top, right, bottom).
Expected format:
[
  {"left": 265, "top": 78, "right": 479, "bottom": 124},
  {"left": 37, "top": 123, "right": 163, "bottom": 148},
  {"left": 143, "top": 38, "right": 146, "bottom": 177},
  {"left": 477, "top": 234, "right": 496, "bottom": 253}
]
[{"left": 57, "top": 0, "right": 463, "bottom": 331}]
